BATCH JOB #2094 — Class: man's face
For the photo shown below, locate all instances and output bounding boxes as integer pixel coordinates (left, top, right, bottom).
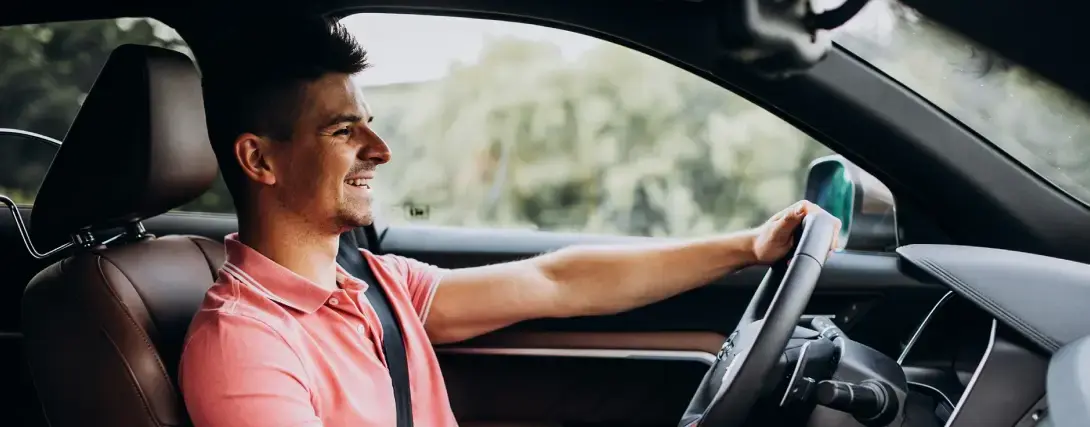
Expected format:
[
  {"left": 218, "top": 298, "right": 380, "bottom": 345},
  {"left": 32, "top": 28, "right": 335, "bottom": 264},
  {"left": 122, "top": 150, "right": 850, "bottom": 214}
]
[{"left": 252, "top": 73, "right": 391, "bottom": 232}]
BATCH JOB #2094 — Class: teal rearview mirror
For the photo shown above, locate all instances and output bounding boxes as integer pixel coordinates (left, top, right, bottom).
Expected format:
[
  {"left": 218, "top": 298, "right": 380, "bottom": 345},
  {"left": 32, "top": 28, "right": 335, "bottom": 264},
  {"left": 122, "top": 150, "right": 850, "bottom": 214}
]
[{"left": 804, "top": 155, "right": 898, "bottom": 251}]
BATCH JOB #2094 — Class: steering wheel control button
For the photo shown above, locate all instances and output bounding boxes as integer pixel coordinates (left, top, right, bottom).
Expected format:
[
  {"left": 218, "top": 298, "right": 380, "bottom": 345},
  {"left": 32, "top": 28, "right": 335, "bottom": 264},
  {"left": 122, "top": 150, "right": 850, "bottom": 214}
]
[
  {"left": 815, "top": 379, "right": 898, "bottom": 427},
  {"left": 718, "top": 331, "right": 739, "bottom": 361}
]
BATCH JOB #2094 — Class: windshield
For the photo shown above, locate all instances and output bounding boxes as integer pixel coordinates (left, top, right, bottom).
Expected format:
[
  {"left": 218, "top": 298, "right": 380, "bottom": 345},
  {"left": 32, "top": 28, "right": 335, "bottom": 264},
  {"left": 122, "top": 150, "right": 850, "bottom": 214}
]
[{"left": 829, "top": 0, "right": 1090, "bottom": 203}]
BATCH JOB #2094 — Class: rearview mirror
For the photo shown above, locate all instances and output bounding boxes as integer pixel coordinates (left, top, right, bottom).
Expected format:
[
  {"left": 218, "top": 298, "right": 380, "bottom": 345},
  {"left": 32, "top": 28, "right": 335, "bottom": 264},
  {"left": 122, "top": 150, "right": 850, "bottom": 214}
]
[
  {"left": 804, "top": 155, "right": 897, "bottom": 251},
  {"left": 717, "top": 0, "right": 873, "bottom": 78}
]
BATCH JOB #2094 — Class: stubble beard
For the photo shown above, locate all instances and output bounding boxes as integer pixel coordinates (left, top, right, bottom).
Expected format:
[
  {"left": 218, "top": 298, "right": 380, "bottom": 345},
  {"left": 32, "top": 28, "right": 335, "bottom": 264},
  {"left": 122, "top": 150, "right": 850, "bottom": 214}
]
[{"left": 335, "top": 196, "right": 374, "bottom": 230}]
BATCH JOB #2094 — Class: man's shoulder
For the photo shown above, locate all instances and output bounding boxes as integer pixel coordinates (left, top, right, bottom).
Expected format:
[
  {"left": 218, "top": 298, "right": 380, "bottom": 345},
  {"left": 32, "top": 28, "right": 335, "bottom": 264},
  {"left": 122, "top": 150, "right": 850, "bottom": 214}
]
[
  {"left": 357, "top": 249, "right": 412, "bottom": 277},
  {"left": 359, "top": 248, "right": 445, "bottom": 275},
  {"left": 187, "top": 272, "right": 296, "bottom": 343}
]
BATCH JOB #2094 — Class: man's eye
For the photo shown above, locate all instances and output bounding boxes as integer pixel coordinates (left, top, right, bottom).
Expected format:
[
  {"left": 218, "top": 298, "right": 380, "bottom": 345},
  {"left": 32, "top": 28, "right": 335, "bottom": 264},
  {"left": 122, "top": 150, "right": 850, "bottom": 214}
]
[{"left": 332, "top": 127, "right": 352, "bottom": 137}]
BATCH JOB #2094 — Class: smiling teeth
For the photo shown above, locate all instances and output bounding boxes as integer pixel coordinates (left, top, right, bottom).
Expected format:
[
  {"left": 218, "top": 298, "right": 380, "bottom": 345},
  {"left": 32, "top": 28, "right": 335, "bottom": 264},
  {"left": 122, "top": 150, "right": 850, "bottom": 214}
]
[{"left": 347, "top": 178, "right": 369, "bottom": 188}]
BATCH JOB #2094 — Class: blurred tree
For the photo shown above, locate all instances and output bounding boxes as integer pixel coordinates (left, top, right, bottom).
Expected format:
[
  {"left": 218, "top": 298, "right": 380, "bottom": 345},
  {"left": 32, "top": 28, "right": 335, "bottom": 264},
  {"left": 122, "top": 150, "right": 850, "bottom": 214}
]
[
  {"left": 0, "top": 19, "right": 236, "bottom": 211},
  {"left": 366, "top": 37, "right": 831, "bottom": 237}
]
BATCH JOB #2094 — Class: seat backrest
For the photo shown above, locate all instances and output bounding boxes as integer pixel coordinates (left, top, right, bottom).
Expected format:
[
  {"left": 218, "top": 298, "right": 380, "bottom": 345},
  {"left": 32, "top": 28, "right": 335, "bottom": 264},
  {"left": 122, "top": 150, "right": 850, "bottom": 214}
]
[{"left": 21, "top": 44, "right": 222, "bottom": 427}]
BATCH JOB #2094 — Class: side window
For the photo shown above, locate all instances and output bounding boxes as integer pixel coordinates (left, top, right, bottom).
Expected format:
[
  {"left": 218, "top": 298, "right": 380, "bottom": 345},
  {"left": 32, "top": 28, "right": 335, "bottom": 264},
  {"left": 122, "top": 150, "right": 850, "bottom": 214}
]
[
  {"left": 344, "top": 14, "right": 834, "bottom": 238},
  {"left": 0, "top": 18, "right": 233, "bottom": 213},
  {"left": 0, "top": 133, "right": 56, "bottom": 204}
]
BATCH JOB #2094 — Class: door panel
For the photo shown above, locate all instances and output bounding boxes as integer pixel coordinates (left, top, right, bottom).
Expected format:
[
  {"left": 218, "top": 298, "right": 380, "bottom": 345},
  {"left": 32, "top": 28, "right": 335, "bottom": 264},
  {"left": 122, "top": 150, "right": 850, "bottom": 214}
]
[
  {"left": 450, "top": 331, "right": 726, "bottom": 354},
  {"left": 441, "top": 352, "right": 710, "bottom": 426}
]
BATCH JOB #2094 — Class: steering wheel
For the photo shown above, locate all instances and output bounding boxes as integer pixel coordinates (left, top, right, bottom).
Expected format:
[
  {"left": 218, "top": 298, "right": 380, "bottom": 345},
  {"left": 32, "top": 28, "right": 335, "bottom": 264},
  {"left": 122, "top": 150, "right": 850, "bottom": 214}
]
[{"left": 679, "top": 212, "right": 840, "bottom": 427}]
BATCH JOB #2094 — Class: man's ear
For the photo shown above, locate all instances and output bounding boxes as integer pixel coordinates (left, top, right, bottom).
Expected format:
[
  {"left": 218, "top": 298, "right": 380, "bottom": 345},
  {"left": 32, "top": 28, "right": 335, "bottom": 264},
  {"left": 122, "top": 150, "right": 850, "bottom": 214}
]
[{"left": 234, "top": 133, "right": 277, "bottom": 186}]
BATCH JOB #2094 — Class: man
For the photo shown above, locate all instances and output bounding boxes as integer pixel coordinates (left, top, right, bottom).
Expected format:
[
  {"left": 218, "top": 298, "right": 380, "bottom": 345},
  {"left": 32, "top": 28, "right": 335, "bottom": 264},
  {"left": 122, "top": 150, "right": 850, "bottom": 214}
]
[{"left": 179, "top": 17, "right": 840, "bottom": 427}]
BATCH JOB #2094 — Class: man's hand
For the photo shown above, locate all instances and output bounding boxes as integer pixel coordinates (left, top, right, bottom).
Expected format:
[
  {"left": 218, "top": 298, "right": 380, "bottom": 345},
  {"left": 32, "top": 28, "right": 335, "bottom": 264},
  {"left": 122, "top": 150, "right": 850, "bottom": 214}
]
[{"left": 749, "top": 200, "right": 842, "bottom": 264}]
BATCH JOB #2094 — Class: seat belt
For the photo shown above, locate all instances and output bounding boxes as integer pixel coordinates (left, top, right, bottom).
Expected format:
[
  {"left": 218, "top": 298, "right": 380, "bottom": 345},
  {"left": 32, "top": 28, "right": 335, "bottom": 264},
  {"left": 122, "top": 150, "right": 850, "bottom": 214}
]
[{"left": 337, "top": 228, "right": 414, "bottom": 427}]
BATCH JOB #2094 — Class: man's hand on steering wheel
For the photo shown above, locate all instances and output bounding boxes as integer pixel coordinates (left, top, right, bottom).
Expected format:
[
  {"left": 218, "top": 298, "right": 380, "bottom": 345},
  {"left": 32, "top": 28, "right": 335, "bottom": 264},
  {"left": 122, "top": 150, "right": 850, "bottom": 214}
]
[{"left": 750, "top": 201, "right": 842, "bottom": 264}]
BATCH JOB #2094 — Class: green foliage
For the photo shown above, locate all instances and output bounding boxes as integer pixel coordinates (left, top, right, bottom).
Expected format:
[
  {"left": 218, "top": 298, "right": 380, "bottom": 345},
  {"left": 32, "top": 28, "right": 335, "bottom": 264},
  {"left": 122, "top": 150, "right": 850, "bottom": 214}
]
[
  {"left": 366, "top": 37, "right": 830, "bottom": 237},
  {"left": 0, "top": 18, "right": 192, "bottom": 204}
]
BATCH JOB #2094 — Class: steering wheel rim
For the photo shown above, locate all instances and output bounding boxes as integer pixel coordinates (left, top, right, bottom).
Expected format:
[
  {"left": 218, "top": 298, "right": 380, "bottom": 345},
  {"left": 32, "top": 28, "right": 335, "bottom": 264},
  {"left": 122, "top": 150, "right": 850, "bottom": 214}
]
[{"left": 679, "top": 212, "right": 840, "bottom": 427}]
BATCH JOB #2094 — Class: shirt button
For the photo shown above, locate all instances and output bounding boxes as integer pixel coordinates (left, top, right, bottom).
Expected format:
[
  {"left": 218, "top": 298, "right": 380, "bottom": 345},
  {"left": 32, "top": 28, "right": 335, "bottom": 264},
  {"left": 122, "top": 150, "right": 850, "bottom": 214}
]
[
  {"left": 329, "top": 297, "right": 339, "bottom": 306},
  {"left": 356, "top": 324, "right": 365, "bottom": 334}
]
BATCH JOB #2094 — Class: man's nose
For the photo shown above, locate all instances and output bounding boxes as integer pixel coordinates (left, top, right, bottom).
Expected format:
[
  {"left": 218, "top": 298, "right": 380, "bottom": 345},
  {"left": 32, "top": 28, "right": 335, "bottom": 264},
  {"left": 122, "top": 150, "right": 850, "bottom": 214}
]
[{"left": 360, "top": 127, "right": 391, "bottom": 164}]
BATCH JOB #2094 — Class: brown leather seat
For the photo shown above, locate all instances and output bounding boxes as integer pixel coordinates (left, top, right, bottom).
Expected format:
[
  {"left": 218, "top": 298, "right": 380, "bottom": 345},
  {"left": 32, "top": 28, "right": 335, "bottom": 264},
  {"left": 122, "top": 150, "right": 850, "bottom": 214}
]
[{"left": 21, "top": 44, "right": 222, "bottom": 427}]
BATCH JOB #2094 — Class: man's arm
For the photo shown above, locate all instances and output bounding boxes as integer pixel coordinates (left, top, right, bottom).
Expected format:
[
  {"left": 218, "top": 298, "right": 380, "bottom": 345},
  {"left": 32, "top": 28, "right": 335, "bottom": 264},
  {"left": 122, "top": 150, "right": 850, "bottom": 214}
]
[
  {"left": 424, "top": 232, "right": 758, "bottom": 344},
  {"left": 423, "top": 200, "right": 837, "bottom": 345}
]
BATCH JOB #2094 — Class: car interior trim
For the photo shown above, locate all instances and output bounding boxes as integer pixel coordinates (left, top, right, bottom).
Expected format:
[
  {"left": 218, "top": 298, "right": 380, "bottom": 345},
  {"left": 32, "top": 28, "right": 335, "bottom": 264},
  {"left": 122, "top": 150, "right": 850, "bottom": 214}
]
[
  {"left": 906, "top": 380, "right": 955, "bottom": 408},
  {"left": 899, "top": 244, "right": 1090, "bottom": 352},
  {"left": 435, "top": 347, "right": 718, "bottom": 366},
  {"left": 897, "top": 290, "right": 955, "bottom": 364},
  {"left": 943, "top": 319, "right": 997, "bottom": 427}
]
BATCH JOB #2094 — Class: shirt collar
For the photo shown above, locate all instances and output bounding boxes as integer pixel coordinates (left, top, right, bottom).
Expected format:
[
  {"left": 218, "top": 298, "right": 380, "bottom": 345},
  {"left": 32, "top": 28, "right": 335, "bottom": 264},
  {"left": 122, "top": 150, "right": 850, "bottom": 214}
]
[{"left": 221, "top": 233, "right": 368, "bottom": 314}]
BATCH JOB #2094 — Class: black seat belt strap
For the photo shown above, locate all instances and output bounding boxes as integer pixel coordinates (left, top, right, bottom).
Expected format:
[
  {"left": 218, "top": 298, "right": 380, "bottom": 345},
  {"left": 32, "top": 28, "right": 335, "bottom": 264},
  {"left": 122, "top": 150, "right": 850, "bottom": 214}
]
[{"left": 338, "top": 228, "right": 414, "bottom": 427}]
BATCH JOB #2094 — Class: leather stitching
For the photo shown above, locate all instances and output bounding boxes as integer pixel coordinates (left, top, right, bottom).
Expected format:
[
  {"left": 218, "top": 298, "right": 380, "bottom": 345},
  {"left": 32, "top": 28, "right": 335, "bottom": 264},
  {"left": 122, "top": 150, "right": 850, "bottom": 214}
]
[
  {"left": 94, "top": 255, "right": 178, "bottom": 425},
  {"left": 913, "top": 256, "right": 1059, "bottom": 351},
  {"left": 99, "top": 325, "right": 176, "bottom": 426}
]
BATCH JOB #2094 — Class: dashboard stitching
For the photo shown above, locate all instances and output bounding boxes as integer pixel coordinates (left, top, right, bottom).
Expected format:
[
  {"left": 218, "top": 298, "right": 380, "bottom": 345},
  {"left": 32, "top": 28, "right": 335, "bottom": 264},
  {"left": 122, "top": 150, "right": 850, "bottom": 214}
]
[{"left": 913, "top": 257, "right": 1059, "bottom": 351}]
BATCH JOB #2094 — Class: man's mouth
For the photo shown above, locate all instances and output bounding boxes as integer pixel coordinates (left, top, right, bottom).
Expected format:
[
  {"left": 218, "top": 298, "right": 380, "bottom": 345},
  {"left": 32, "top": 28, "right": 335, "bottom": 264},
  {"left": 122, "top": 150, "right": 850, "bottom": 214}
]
[{"left": 345, "top": 178, "right": 371, "bottom": 189}]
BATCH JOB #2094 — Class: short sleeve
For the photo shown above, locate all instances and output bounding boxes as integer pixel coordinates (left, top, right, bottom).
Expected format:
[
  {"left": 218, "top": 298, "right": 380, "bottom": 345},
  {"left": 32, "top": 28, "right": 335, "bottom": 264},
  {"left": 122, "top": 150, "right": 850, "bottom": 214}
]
[
  {"left": 374, "top": 252, "right": 449, "bottom": 323},
  {"left": 179, "top": 313, "right": 321, "bottom": 427}
]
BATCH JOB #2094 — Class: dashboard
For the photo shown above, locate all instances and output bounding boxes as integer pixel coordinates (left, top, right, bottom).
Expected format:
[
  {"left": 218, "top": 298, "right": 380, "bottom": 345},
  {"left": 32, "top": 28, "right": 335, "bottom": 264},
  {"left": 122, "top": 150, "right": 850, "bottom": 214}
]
[
  {"left": 893, "top": 244, "right": 1064, "bottom": 427},
  {"left": 894, "top": 291, "right": 1050, "bottom": 427},
  {"left": 793, "top": 243, "right": 1090, "bottom": 427}
]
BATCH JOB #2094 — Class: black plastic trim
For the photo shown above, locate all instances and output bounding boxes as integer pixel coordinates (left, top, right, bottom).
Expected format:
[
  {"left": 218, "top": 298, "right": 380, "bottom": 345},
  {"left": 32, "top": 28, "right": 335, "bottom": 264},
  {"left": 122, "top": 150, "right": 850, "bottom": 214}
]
[
  {"left": 946, "top": 323, "right": 1049, "bottom": 427},
  {"left": 898, "top": 244, "right": 1090, "bottom": 352}
]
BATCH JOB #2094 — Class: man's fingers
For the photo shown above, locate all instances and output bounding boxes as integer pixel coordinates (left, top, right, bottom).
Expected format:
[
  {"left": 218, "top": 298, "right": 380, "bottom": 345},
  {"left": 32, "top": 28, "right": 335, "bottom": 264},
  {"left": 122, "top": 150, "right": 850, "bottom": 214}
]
[
  {"left": 769, "top": 202, "right": 797, "bottom": 222},
  {"left": 827, "top": 217, "right": 843, "bottom": 258},
  {"left": 775, "top": 200, "right": 844, "bottom": 258},
  {"left": 777, "top": 207, "right": 805, "bottom": 240}
]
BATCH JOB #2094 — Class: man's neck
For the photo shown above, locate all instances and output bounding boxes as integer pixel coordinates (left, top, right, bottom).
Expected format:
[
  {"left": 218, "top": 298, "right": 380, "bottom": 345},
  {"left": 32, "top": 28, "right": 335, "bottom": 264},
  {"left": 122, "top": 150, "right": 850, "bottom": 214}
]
[{"left": 238, "top": 211, "right": 342, "bottom": 292}]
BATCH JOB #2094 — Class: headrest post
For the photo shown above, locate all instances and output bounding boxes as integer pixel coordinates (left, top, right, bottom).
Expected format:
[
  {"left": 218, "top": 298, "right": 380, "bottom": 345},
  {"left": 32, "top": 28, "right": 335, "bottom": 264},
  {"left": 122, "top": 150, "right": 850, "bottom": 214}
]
[
  {"left": 0, "top": 195, "right": 74, "bottom": 259},
  {"left": 72, "top": 229, "right": 97, "bottom": 248},
  {"left": 128, "top": 222, "right": 147, "bottom": 237},
  {"left": 121, "top": 221, "right": 152, "bottom": 242}
]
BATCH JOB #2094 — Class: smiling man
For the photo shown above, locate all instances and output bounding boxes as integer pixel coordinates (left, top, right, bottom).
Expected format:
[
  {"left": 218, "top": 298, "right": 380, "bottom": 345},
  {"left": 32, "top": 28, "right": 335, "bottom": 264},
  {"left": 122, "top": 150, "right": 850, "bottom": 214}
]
[{"left": 178, "top": 17, "right": 839, "bottom": 427}]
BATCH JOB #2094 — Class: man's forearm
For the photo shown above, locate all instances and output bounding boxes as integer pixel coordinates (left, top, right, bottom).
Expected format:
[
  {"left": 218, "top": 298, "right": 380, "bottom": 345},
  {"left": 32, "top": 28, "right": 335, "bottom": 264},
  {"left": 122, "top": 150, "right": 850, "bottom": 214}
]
[{"left": 536, "top": 231, "right": 759, "bottom": 318}]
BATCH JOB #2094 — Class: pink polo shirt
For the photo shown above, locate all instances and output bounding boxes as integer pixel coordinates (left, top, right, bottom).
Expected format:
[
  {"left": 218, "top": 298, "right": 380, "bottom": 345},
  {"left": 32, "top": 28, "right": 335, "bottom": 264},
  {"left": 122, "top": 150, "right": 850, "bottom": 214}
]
[{"left": 178, "top": 234, "right": 458, "bottom": 427}]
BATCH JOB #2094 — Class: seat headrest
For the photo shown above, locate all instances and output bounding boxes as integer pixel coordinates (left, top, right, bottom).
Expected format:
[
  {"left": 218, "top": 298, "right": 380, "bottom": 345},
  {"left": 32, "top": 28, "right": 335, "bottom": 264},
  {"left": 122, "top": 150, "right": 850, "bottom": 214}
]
[{"left": 32, "top": 44, "right": 217, "bottom": 245}]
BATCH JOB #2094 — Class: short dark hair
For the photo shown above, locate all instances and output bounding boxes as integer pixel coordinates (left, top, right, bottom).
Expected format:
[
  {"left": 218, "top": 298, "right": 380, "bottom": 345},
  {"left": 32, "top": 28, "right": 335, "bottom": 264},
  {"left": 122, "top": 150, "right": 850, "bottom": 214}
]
[{"left": 199, "top": 16, "right": 369, "bottom": 212}]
